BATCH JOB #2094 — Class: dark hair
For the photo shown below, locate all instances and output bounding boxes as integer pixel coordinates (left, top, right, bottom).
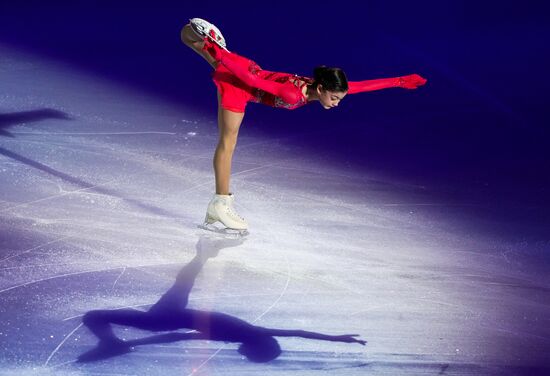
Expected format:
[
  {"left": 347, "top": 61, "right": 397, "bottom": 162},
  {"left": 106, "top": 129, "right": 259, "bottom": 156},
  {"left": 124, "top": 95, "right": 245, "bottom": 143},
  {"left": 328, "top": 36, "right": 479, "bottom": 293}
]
[{"left": 312, "top": 66, "right": 348, "bottom": 92}]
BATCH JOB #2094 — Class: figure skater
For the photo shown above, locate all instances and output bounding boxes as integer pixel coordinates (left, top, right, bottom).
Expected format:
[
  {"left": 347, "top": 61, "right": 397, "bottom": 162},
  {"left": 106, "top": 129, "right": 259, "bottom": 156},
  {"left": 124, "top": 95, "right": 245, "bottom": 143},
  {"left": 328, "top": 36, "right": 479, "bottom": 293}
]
[
  {"left": 79, "top": 236, "right": 366, "bottom": 363},
  {"left": 181, "top": 18, "right": 427, "bottom": 231}
]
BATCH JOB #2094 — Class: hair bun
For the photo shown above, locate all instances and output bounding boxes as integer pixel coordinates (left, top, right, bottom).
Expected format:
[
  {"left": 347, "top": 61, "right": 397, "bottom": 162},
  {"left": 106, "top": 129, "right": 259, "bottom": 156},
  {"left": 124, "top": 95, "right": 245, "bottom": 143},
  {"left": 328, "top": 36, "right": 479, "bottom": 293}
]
[
  {"left": 311, "top": 66, "right": 348, "bottom": 92},
  {"left": 313, "top": 65, "right": 328, "bottom": 80}
]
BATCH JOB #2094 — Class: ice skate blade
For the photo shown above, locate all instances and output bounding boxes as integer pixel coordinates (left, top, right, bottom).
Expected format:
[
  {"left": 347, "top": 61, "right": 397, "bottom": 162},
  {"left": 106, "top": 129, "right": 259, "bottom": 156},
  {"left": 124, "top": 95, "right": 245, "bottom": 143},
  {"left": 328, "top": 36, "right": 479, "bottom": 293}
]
[
  {"left": 198, "top": 223, "right": 249, "bottom": 237},
  {"left": 206, "top": 34, "right": 229, "bottom": 51},
  {"left": 189, "top": 19, "right": 228, "bottom": 51}
]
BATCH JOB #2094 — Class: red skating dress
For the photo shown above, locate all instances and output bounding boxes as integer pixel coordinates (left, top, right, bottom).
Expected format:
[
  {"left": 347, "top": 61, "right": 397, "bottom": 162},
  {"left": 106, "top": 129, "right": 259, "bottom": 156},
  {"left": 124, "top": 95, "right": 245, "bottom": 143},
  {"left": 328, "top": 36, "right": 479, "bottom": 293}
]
[
  {"left": 207, "top": 42, "right": 426, "bottom": 113},
  {"left": 211, "top": 51, "right": 310, "bottom": 112}
]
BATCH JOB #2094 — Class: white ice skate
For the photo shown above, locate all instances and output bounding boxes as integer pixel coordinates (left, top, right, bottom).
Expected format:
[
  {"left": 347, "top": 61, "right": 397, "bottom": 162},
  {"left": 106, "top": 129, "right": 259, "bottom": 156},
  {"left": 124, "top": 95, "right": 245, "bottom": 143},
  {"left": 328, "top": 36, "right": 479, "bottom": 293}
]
[
  {"left": 189, "top": 17, "right": 228, "bottom": 51},
  {"left": 200, "top": 194, "right": 249, "bottom": 236}
]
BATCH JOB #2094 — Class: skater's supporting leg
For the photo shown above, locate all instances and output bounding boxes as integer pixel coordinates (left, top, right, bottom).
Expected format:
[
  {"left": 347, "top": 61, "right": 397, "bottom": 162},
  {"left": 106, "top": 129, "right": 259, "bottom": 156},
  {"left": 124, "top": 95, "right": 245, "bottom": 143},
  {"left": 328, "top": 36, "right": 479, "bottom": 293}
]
[{"left": 214, "top": 93, "right": 245, "bottom": 195}]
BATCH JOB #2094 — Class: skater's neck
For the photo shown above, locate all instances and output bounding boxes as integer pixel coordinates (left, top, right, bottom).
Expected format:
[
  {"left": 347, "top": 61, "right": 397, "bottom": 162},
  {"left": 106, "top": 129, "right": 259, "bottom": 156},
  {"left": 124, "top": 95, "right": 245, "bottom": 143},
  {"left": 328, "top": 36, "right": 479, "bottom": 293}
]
[{"left": 305, "top": 84, "right": 319, "bottom": 102}]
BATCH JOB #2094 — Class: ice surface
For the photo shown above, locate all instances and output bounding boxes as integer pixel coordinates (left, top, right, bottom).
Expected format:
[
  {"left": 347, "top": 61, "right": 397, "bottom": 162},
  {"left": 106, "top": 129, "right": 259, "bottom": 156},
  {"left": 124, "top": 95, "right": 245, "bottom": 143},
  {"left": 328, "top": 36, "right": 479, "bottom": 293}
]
[{"left": 1, "top": 45, "right": 549, "bottom": 375}]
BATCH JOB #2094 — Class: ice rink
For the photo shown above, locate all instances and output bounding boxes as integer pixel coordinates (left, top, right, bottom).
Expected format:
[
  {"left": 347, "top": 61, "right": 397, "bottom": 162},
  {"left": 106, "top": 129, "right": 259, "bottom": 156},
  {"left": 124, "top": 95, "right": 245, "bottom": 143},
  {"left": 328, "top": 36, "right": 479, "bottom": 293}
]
[{"left": 1, "top": 44, "right": 549, "bottom": 375}]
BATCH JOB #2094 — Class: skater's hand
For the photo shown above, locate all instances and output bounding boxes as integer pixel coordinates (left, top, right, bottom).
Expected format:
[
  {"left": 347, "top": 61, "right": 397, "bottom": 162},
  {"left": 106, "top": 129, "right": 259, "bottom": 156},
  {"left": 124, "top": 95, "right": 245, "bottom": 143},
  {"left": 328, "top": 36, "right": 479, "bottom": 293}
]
[
  {"left": 202, "top": 39, "right": 223, "bottom": 61},
  {"left": 398, "top": 74, "right": 427, "bottom": 89},
  {"left": 333, "top": 334, "right": 367, "bottom": 345}
]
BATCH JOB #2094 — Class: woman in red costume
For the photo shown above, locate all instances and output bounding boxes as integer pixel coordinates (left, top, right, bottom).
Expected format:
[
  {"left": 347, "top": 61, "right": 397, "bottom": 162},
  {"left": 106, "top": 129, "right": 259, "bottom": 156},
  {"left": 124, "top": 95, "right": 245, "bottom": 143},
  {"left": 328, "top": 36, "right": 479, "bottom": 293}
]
[{"left": 181, "top": 18, "right": 427, "bottom": 232}]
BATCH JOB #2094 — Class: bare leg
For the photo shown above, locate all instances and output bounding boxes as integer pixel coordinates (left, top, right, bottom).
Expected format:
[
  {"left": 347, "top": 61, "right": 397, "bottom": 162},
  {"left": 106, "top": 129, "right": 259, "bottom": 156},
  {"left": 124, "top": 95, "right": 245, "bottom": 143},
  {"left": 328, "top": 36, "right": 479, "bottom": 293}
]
[
  {"left": 181, "top": 23, "right": 245, "bottom": 197},
  {"left": 214, "top": 93, "right": 245, "bottom": 195},
  {"left": 180, "top": 24, "right": 218, "bottom": 69}
]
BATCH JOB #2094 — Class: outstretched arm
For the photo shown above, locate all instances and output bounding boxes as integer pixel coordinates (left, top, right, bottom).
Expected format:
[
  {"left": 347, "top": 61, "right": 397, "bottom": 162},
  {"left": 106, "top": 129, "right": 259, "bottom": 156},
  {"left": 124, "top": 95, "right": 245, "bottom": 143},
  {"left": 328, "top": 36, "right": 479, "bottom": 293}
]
[
  {"left": 204, "top": 40, "right": 303, "bottom": 105},
  {"left": 348, "top": 74, "right": 427, "bottom": 94},
  {"left": 262, "top": 328, "right": 366, "bottom": 345}
]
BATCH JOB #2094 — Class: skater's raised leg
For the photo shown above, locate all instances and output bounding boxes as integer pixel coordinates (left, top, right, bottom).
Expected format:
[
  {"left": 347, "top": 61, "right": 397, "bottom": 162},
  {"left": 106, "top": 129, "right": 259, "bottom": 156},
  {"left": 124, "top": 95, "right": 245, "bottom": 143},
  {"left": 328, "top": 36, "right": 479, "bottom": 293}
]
[{"left": 180, "top": 23, "right": 218, "bottom": 69}]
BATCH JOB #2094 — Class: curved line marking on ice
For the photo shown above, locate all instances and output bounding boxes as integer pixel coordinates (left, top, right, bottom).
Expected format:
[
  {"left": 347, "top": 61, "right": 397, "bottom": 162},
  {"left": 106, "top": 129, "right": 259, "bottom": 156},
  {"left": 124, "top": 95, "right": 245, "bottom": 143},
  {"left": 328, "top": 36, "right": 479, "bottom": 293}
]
[
  {"left": 0, "top": 262, "right": 183, "bottom": 295},
  {"left": 44, "top": 323, "right": 83, "bottom": 366},
  {"left": 0, "top": 178, "right": 120, "bottom": 213},
  {"left": 111, "top": 267, "right": 126, "bottom": 290},
  {"left": 0, "top": 236, "right": 70, "bottom": 264}
]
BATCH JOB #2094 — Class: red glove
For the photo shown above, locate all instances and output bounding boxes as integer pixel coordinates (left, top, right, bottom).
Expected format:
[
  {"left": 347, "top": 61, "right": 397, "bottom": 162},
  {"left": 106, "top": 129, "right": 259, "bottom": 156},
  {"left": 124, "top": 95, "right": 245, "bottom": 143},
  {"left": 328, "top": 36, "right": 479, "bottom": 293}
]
[
  {"left": 202, "top": 38, "right": 223, "bottom": 61},
  {"left": 397, "top": 74, "right": 427, "bottom": 89}
]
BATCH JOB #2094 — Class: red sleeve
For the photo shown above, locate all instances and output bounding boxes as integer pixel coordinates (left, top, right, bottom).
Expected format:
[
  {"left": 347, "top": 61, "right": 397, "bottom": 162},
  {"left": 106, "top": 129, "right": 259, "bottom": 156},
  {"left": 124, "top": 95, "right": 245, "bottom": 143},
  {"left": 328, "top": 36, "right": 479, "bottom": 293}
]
[
  {"left": 347, "top": 77, "right": 400, "bottom": 94},
  {"left": 348, "top": 74, "right": 427, "bottom": 94}
]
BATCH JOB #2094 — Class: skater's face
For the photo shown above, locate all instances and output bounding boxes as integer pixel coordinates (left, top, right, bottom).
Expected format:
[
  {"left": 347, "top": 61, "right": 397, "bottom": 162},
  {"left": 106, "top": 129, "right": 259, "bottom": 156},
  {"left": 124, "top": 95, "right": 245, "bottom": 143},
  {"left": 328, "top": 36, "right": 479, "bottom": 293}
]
[{"left": 318, "top": 86, "right": 347, "bottom": 109}]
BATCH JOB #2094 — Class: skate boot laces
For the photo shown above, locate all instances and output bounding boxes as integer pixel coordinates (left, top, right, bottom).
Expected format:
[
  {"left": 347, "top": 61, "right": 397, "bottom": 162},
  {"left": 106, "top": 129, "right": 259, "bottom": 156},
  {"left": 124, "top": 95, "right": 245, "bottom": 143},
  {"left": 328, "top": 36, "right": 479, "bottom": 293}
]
[{"left": 224, "top": 203, "right": 245, "bottom": 221}]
